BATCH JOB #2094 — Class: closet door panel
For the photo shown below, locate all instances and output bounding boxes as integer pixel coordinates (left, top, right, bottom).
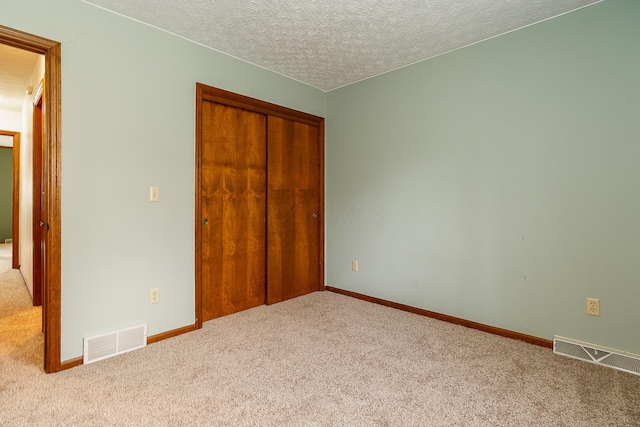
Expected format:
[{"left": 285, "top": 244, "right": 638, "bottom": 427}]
[
  {"left": 267, "top": 116, "right": 321, "bottom": 304},
  {"left": 201, "top": 101, "right": 267, "bottom": 321}
]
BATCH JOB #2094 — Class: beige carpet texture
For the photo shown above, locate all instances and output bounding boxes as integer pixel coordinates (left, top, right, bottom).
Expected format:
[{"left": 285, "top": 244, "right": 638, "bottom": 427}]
[{"left": 1, "top": 243, "right": 639, "bottom": 426}]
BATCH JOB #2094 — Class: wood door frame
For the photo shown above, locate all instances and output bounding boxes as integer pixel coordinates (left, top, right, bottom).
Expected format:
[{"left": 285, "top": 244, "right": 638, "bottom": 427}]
[
  {"left": 0, "top": 25, "right": 62, "bottom": 373},
  {"left": 195, "top": 83, "right": 325, "bottom": 329},
  {"left": 0, "top": 130, "right": 20, "bottom": 269}
]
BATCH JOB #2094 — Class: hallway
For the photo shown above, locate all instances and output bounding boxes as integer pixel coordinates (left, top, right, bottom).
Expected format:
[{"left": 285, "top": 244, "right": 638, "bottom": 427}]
[{"left": 0, "top": 242, "right": 42, "bottom": 370}]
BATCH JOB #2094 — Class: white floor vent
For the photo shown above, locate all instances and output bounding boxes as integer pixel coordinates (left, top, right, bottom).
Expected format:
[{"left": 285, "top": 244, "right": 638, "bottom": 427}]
[
  {"left": 553, "top": 336, "right": 640, "bottom": 376},
  {"left": 84, "top": 324, "right": 147, "bottom": 364}
]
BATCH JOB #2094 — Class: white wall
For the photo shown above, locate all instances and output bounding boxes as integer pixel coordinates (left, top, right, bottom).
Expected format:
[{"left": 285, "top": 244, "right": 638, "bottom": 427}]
[
  {"left": 326, "top": 0, "right": 640, "bottom": 354},
  {"left": 0, "top": 135, "right": 13, "bottom": 147},
  {"left": 0, "top": 109, "right": 21, "bottom": 131},
  {"left": 1, "top": 0, "right": 326, "bottom": 361}
]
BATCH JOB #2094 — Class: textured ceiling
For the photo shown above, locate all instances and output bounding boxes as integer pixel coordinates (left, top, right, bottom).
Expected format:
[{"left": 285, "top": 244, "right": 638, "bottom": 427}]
[
  {"left": 0, "top": 44, "right": 41, "bottom": 112},
  {"left": 84, "top": 0, "right": 601, "bottom": 91}
]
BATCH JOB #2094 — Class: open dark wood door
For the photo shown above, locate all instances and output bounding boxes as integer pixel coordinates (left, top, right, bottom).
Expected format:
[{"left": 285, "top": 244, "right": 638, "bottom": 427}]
[{"left": 33, "top": 85, "right": 44, "bottom": 307}]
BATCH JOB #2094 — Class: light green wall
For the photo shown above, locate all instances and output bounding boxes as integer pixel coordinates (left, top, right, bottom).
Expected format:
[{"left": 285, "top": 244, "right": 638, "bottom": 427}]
[
  {"left": 326, "top": 0, "right": 640, "bottom": 354},
  {"left": 1, "top": 0, "right": 326, "bottom": 361},
  {"left": 0, "top": 148, "right": 12, "bottom": 241}
]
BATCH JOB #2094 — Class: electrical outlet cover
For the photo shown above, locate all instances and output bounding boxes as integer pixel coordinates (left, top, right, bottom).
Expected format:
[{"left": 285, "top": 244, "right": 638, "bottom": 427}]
[
  {"left": 586, "top": 298, "right": 600, "bottom": 316},
  {"left": 150, "top": 288, "right": 160, "bottom": 304}
]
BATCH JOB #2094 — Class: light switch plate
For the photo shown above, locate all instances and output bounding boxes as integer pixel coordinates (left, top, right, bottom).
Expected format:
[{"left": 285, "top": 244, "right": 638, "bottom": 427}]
[{"left": 150, "top": 186, "right": 160, "bottom": 202}]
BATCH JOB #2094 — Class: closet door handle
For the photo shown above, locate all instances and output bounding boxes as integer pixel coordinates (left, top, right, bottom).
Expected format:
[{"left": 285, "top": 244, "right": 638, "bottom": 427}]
[
  {"left": 312, "top": 213, "right": 319, "bottom": 218},
  {"left": 201, "top": 218, "right": 208, "bottom": 225}
]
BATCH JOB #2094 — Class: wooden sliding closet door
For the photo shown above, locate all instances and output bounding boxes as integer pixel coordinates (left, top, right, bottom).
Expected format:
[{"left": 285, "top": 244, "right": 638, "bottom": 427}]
[
  {"left": 267, "top": 117, "right": 321, "bottom": 304},
  {"left": 200, "top": 101, "right": 267, "bottom": 321},
  {"left": 196, "top": 83, "right": 324, "bottom": 327}
]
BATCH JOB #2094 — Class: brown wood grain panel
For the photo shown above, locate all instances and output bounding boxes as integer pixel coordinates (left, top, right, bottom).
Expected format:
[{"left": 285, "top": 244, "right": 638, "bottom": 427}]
[
  {"left": 200, "top": 102, "right": 267, "bottom": 321},
  {"left": 267, "top": 117, "right": 321, "bottom": 304},
  {"left": 195, "top": 84, "right": 203, "bottom": 328},
  {"left": 326, "top": 287, "right": 553, "bottom": 348},
  {"left": 43, "top": 40, "right": 62, "bottom": 374},
  {"left": 196, "top": 82, "right": 325, "bottom": 322},
  {"left": 317, "top": 119, "right": 325, "bottom": 290}
]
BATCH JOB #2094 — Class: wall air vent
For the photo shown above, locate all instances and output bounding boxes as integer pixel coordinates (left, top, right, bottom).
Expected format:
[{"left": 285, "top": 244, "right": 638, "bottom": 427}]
[
  {"left": 553, "top": 336, "right": 640, "bottom": 376},
  {"left": 83, "top": 324, "right": 147, "bottom": 364}
]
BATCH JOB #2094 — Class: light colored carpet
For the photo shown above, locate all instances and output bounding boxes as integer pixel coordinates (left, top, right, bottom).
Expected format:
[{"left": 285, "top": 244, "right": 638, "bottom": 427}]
[
  {"left": 1, "top": 243, "right": 638, "bottom": 426},
  {"left": 0, "top": 243, "right": 43, "bottom": 372}
]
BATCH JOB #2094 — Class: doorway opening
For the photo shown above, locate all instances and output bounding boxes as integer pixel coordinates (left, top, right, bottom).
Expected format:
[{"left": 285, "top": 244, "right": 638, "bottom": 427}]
[
  {"left": 0, "top": 130, "right": 19, "bottom": 266},
  {"left": 0, "top": 24, "right": 62, "bottom": 373}
]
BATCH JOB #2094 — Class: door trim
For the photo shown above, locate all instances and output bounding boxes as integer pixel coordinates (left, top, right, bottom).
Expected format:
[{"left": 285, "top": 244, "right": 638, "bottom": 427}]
[
  {"left": 195, "top": 83, "right": 325, "bottom": 329},
  {"left": 0, "top": 25, "right": 62, "bottom": 373},
  {"left": 0, "top": 130, "right": 20, "bottom": 268}
]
